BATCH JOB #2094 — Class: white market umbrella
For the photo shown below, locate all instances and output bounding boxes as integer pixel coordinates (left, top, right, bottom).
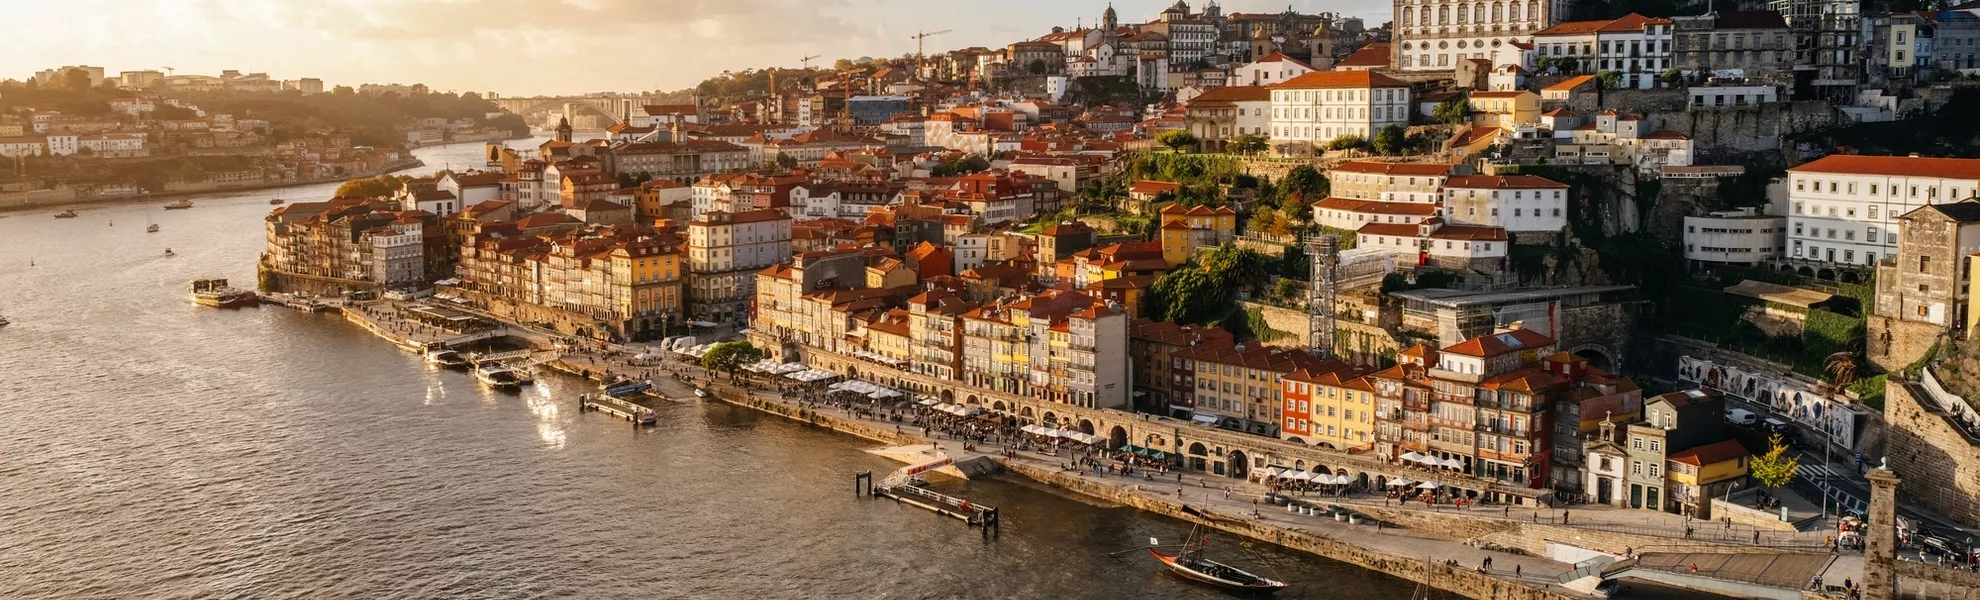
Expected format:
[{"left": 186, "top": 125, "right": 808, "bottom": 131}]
[
  {"left": 1400, "top": 452, "right": 1427, "bottom": 463},
  {"left": 1440, "top": 458, "right": 1465, "bottom": 469},
  {"left": 1417, "top": 481, "right": 1441, "bottom": 489},
  {"left": 918, "top": 399, "right": 938, "bottom": 407},
  {"left": 1263, "top": 467, "right": 1286, "bottom": 478},
  {"left": 1387, "top": 477, "right": 1414, "bottom": 487}
]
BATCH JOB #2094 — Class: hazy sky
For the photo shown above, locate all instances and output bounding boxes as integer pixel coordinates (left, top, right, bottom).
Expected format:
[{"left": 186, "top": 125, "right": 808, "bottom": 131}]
[{"left": 7, "top": 0, "right": 1391, "bottom": 97}]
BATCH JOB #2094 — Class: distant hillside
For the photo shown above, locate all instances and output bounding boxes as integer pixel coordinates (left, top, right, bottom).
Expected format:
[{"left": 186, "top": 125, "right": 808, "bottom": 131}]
[{"left": 0, "top": 82, "right": 525, "bottom": 149}]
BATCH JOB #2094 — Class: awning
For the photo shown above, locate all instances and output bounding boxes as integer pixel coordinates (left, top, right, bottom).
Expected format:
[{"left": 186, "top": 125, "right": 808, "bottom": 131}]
[
  {"left": 1190, "top": 413, "right": 1219, "bottom": 425},
  {"left": 689, "top": 320, "right": 719, "bottom": 327},
  {"left": 1417, "top": 481, "right": 1441, "bottom": 489},
  {"left": 1262, "top": 467, "right": 1286, "bottom": 478},
  {"left": 1387, "top": 477, "right": 1414, "bottom": 487},
  {"left": 918, "top": 399, "right": 938, "bottom": 407},
  {"left": 1400, "top": 452, "right": 1429, "bottom": 463},
  {"left": 1440, "top": 458, "right": 1465, "bottom": 469}
]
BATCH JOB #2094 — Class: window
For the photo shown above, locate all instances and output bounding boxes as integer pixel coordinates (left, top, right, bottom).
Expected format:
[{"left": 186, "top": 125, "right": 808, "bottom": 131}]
[{"left": 1649, "top": 439, "right": 1660, "bottom": 452}]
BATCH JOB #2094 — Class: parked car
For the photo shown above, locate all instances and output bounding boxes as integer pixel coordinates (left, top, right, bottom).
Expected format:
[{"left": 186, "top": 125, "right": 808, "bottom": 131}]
[
  {"left": 1762, "top": 417, "right": 1796, "bottom": 436},
  {"left": 1727, "top": 408, "right": 1758, "bottom": 426}
]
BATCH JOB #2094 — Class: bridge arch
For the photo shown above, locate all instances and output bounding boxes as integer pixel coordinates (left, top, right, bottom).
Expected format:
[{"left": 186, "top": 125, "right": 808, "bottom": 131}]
[
  {"left": 501, "top": 98, "right": 629, "bottom": 125},
  {"left": 1568, "top": 343, "right": 1618, "bottom": 371}
]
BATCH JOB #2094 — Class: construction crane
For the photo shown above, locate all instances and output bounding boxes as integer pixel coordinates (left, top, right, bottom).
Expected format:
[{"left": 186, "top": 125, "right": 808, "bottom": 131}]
[
  {"left": 910, "top": 29, "right": 953, "bottom": 61},
  {"left": 160, "top": 66, "right": 174, "bottom": 76},
  {"left": 799, "top": 54, "right": 823, "bottom": 70}
]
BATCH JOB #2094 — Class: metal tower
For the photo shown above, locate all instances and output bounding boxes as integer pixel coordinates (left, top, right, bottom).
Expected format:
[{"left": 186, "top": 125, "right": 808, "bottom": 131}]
[{"left": 1307, "top": 235, "right": 1339, "bottom": 358}]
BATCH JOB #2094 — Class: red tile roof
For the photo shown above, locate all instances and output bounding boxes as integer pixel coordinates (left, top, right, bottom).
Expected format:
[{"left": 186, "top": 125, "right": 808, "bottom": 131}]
[
  {"left": 1329, "top": 161, "right": 1457, "bottom": 176},
  {"left": 1336, "top": 43, "right": 1391, "bottom": 68},
  {"left": 1188, "top": 85, "right": 1272, "bottom": 103},
  {"left": 1130, "top": 180, "right": 1183, "bottom": 195},
  {"left": 1440, "top": 328, "right": 1555, "bottom": 357},
  {"left": 1788, "top": 154, "right": 1980, "bottom": 180},
  {"left": 1543, "top": 75, "right": 1598, "bottom": 92},
  {"left": 1443, "top": 175, "right": 1569, "bottom": 189},
  {"left": 1313, "top": 197, "right": 1440, "bottom": 216},
  {"left": 1273, "top": 70, "right": 1409, "bottom": 90},
  {"left": 1669, "top": 439, "right": 1750, "bottom": 466},
  {"left": 1468, "top": 91, "right": 1533, "bottom": 99},
  {"left": 1534, "top": 13, "right": 1672, "bottom": 36}
]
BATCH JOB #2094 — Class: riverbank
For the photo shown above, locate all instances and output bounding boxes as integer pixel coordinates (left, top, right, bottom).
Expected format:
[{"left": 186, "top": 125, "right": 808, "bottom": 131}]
[{"left": 0, "top": 158, "right": 427, "bottom": 215}]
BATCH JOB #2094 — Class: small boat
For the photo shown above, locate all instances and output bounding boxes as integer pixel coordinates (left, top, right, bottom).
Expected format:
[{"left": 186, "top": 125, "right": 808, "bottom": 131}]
[
  {"left": 475, "top": 365, "right": 524, "bottom": 388},
  {"left": 146, "top": 223, "right": 160, "bottom": 233},
  {"left": 54, "top": 210, "right": 78, "bottom": 219},
  {"left": 163, "top": 248, "right": 176, "bottom": 257},
  {"left": 163, "top": 199, "right": 193, "bottom": 210},
  {"left": 693, "top": 388, "right": 710, "bottom": 398},
  {"left": 0, "top": 315, "right": 11, "bottom": 328},
  {"left": 1146, "top": 506, "right": 1288, "bottom": 593},
  {"left": 188, "top": 278, "right": 258, "bottom": 308},
  {"left": 425, "top": 347, "right": 470, "bottom": 369}
]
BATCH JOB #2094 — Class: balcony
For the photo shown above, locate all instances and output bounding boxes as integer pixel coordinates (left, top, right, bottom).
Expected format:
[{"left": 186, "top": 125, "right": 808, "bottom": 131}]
[
  {"left": 1399, "top": 439, "right": 1429, "bottom": 453},
  {"left": 1402, "top": 419, "right": 1432, "bottom": 432}
]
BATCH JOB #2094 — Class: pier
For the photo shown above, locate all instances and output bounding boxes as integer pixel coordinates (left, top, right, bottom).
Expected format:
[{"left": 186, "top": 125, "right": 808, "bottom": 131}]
[
  {"left": 258, "top": 293, "right": 337, "bottom": 312},
  {"left": 580, "top": 393, "right": 657, "bottom": 426},
  {"left": 862, "top": 458, "right": 1001, "bottom": 538}
]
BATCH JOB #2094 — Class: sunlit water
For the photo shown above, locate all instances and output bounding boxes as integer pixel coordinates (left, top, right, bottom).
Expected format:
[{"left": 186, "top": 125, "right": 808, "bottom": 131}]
[{"left": 0, "top": 139, "right": 1709, "bottom": 599}]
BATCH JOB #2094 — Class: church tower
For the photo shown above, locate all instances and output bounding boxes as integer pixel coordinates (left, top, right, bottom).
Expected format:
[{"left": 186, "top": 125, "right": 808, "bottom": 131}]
[
  {"left": 1102, "top": 3, "right": 1120, "bottom": 46},
  {"left": 554, "top": 116, "right": 572, "bottom": 143}
]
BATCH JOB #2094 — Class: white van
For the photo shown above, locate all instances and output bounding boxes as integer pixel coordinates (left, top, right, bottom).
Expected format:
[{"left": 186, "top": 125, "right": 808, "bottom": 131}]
[{"left": 1727, "top": 408, "right": 1758, "bottom": 426}]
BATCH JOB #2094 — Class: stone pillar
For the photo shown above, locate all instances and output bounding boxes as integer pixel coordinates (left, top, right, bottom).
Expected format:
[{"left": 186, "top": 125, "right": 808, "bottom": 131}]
[{"left": 1862, "top": 466, "right": 1901, "bottom": 600}]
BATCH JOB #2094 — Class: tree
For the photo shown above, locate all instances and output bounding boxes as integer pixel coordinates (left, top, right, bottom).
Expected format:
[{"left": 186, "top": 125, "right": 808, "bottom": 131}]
[
  {"left": 1824, "top": 351, "right": 1860, "bottom": 394},
  {"left": 775, "top": 153, "right": 798, "bottom": 170},
  {"left": 1157, "top": 129, "right": 1199, "bottom": 152},
  {"left": 332, "top": 85, "right": 355, "bottom": 95},
  {"left": 1554, "top": 57, "right": 1580, "bottom": 74},
  {"left": 334, "top": 174, "right": 408, "bottom": 198},
  {"left": 699, "top": 341, "right": 764, "bottom": 375},
  {"left": 1028, "top": 59, "right": 1049, "bottom": 75},
  {"left": 1228, "top": 133, "right": 1268, "bottom": 155},
  {"left": 1596, "top": 70, "right": 1624, "bottom": 90},
  {"left": 616, "top": 172, "right": 638, "bottom": 188},
  {"left": 1432, "top": 95, "right": 1471, "bottom": 125},
  {"left": 1372, "top": 124, "right": 1409, "bottom": 155},
  {"left": 1658, "top": 67, "right": 1683, "bottom": 85},
  {"left": 1326, "top": 135, "right": 1366, "bottom": 151},
  {"left": 1749, "top": 434, "right": 1802, "bottom": 491},
  {"left": 833, "top": 58, "right": 857, "bottom": 71},
  {"left": 1282, "top": 165, "right": 1327, "bottom": 199},
  {"left": 62, "top": 68, "right": 92, "bottom": 91},
  {"left": 1535, "top": 56, "right": 1554, "bottom": 73}
]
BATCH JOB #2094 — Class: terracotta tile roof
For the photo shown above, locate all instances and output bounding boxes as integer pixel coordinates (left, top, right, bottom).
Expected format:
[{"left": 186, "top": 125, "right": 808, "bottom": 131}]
[
  {"left": 1479, "top": 367, "right": 1556, "bottom": 393},
  {"left": 1273, "top": 70, "right": 1409, "bottom": 90},
  {"left": 1643, "top": 129, "right": 1690, "bottom": 141},
  {"left": 1543, "top": 75, "right": 1598, "bottom": 92},
  {"left": 1313, "top": 197, "right": 1440, "bottom": 216},
  {"left": 1355, "top": 222, "right": 1424, "bottom": 237},
  {"left": 1468, "top": 91, "right": 1533, "bottom": 99},
  {"left": 1534, "top": 13, "right": 1671, "bottom": 36},
  {"left": 1712, "top": 10, "right": 1788, "bottom": 29},
  {"left": 1669, "top": 439, "right": 1750, "bottom": 466},
  {"left": 1329, "top": 161, "right": 1457, "bottom": 176},
  {"left": 1426, "top": 224, "right": 1508, "bottom": 241},
  {"left": 1439, "top": 328, "right": 1555, "bottom": 357},
  {"left": 1787, "top": 154, "right": 1980, "bottom": 180},
  {"left": 1129, "top": 180, "right": 1183, "bottom": 195},
  {"left": 1336, "top": 43, "right": 1391, "bottom": 68},
  {"left": 1188, "top": 85, "right": 1272, "bottom": 103},
  {"left": 1443, "top": 175, "right": 1569, "bottom": 189}
]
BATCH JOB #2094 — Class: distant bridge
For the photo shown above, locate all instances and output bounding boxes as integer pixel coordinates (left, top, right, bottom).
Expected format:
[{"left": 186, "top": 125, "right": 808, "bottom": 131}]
[{"left": 491, "top": 95, "right": 668, "bottom": 125}]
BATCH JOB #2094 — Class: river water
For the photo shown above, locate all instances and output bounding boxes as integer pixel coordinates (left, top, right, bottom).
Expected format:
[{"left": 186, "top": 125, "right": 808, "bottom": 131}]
[{"left": 0, "top": 140, "right": 1708, "bottom": 599}]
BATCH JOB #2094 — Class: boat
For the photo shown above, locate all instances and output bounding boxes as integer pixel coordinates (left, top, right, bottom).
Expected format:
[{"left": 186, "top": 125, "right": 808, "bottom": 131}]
[
  {"left": 54, "top": 210, "right": 78, "bottom": 219},
  {"left": 693, "top": 388, "right": 710, "bottom": 398},
  {"left": 475, "top": 365, "right": 524, "bottom": 388},
  {"left": 188, "top": 278, "right": 258, "bottom": 308},
  {"left": 163, "top": 248, "right": 176, "bottom": 257},
  {"left": 0, "top": 315, "right": 10, "bottom": 328},
  {"left": 162, "top": 199, "right": 193, "bottom": 210},
  {"left": 424, "top": 346, "right": 470, "bottom": 369},
  {"left": 146, "top": 223, "right": 160, "bottom": 233},
  {"left": 1146, "top": 506, "right": 1288, "bottom": 593}
]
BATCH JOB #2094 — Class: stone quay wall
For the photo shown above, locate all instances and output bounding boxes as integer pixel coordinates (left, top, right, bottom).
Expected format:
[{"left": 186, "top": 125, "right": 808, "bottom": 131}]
[
  {"left": 1885, "top": 376, "right": 1980, "bottom": 530},
  {"left": 257, "top": 265, "right": 380, "bottom": 298},
  {"left": 1000, "top": 461, "right": 1580, "bottom": 600}
]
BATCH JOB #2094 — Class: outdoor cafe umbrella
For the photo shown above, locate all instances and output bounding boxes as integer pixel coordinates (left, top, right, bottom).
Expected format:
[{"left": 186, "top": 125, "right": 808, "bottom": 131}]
[
  {"left": 1400, "top": 452, "right": 1428, "bottom": 463},
  {"left": 1416, "top": 481, "right": 1441, "bottom": 489},
  {"left": 1386, "top": 477, "right": 1415, "bottom": 487},
  {"left": 1439, "top": 458, "right": 1465, "bottom": 470}
]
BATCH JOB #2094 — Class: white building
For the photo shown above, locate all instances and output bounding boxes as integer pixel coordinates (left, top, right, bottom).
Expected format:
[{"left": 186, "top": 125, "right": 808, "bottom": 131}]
[
  {"left": 1312, "top": 197, "right": 1440, "bottom": 230},
  {"left": 1683, "top": 207, "right": 1785, "bottom": 265},
  {"left": 1355, "top": 218, "right": 1510, "bottom": 267},
  {"left": 1687, "top": 84, "right": 1779, "bottom": 108},
  {"left": 44, "top": 135, "right": 78, "bottom": 156},
  {"left": 1231, "top": 52, "right": 1317, "bottom": 86},
  {"left": 1268, "top": 71, "right": 1412, "bottom": 145},
  {"left": 1440, "top": 174, "right": 1569, "bottom": 232},
  {"left": 1531, "top": 13, "right": 1674, "bottom": 89},
  {"left": 1393, "top": 0, "right": 1567, "bottom": 71},
  {"left": 1785, "top": 154, "right": 1980, "bottom": 267}
]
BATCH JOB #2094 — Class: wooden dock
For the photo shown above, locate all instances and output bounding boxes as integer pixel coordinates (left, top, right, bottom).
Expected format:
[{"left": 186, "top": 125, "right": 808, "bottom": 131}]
[
  {"left": 579, "top": 388, "right": 656, "bottom": 426},
  {"left": 858, "top": 460, "right": 1001, "bottom": 538}
]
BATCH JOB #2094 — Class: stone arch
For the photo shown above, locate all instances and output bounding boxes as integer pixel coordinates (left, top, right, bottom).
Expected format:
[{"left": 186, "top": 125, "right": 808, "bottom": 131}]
[
  {"left": 1227, "top": 450, "right": 1250, "bottom": 479},
  {"left": 1043, "top": 411, "right": 1058, "bottom": 426},
  {"left": 1357, "top": 472, "right": 1371, "bottom": 488},
  {"left": 1020, "top": 406, "right": 1034, "bottom": 419},
  {"left": 1375, "top": 474, "right": 1388, "bottom": 489},
  {"left": 1311, "top": 462, "right": 1330, "bottom": 475},
  {"left": 846, "top": 365, "right": 859, "bottom": 380},
  {"left": 1816, "top": 268, "right": 1837, "bottom": 281},
  {"left": 1285, "top": 436, "right": 1306, "bottom": 445},
  {"left": 1188, "top": 442, "right": 1209, "bottom": 455},
  {"left": 965, "top": 394, "right": 979, "bottom": 405},
  {"left": 1797, "top": 266, "right": 1815, "bottom": 277},
  {"left": 1569, "top": 343, "right": 1617, "bottom": 371},
  {"left": 509, "top": 98, "right": 626, "bottom": 125},
  {"left": 1780, "top": 263, "right": 1798, "bottom": 272},
  {"left": 1108, "top": 425, "right": 1128, "bottom": 450},
  {"left": 1187, "top": 442, "right": 1210, "bottom": 471},
  {"left": 940, "top": 389, "right": 954, "bottom": 402},
  {"left": 1078, "top": 419, "right": 1095, "bottom": 435},
  {"left": 1294, "top": 459, "right": 1306, "bottom": 469},
  {"left": 1840, "top": 271, "right": 1862, "bottom": 284},
  {"left": 993, "top": 401, "right": 1007, "bottom": 412}
]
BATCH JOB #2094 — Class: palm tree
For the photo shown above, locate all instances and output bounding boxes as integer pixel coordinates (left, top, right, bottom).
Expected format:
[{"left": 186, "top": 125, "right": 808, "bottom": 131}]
[{"left": 1824, "top": 351, "right": 1859, "bottom": 395}]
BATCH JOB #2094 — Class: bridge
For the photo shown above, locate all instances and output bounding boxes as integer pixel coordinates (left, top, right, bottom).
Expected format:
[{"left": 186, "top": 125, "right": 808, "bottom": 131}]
[{"left": 491, "top": 95, "right": 669, "bottom": 126}]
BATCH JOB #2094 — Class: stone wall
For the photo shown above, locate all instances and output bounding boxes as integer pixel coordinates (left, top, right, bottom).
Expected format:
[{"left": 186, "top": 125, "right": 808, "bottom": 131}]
[
  {"left": 1350, "top": 505, "right": 1801, "bottom": 558},
  {"left": 1557, "top": 301, "right": 1640, "bottom": 370},
  {"left": 1241, "top": 301, "right": 1311, "bottom": 349},
  {"left": 256, "top": 265, "right": 381, "bottom": 298},
  {"left": 1000, "top": 462, "right": 1581, "bottom": 600},
  {"left": 1896, "top": 561, "right": 1980, "bottom": 600},
  {"left": 1883, "top": 377, "right": 1980, "bottom": 529},
  {"left": 1867, "top": 315, "right": 1943, "bottom": 373}
]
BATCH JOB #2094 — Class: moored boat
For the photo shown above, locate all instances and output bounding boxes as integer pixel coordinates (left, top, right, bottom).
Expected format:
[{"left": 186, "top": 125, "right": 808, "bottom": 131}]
[
  {"left": 1145, "top": 506, "right": 1288, "bottom": 593},
  {"left": 424, "top": 346, "right": 469, "bottom": 369},
  {"left": 163, "top": 199, "right": 193, "bottom": 210},
  {"left": 475, "top": 365, "right": 523, "bottom": 388},
  {"left": 188, "top": 278, "right": 258, "bottom": 308},
  {"left": 54, "top": 210, "right": 78, "bottom": 219},
  {"left": 0, "top": 315, "right": 11, "bottom": 328},
  {"left": 146, "top": 223, "right": 160, "bottom": 233}
]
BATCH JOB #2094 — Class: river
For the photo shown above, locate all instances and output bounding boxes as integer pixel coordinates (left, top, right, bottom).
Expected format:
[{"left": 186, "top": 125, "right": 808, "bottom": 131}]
[{"left": 0, "top": 139, "right": 1709, "bottom": 599}]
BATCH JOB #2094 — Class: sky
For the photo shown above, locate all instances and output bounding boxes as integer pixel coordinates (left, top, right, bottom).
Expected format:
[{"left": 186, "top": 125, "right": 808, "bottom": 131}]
[{"left": 6, "top": 0, "right": 1392, "bottom": 97}]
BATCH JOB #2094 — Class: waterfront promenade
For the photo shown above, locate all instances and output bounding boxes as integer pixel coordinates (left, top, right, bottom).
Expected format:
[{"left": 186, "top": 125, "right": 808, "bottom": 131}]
[{"left": 338, "top": 300, "right": 1846, "bottom": 600}]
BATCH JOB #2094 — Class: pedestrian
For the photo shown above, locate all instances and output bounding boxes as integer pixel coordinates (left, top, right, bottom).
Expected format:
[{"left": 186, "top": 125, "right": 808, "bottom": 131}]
[
  {"left": 1178, "top": 487, "right": 1184, "bottom": 497},
  {"left": 1754, "top": 530, "right": 1761, "bottom": 544},
  {"left": 1224, "top": 487, "right": 1231, "bottom": 499},
  {"left": 1562, "top": 510, "right": 1570, "bottom": 524},
  {"left": 1514, "top": 565, "right": 1521, "bottom": 577}
]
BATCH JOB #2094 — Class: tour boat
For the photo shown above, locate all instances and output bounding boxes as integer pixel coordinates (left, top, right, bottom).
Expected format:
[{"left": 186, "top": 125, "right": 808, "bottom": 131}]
[
  {"left": 162, "top": 199, "right": 193, "bottom": 210},
  {"left": 188, "top": 278, "right": 259, "bottom": 308},
  {"left": 146, "top": 223, "right": 160, "bottom": 233},
  {"left": 54, "top": 210, "right": 78, "bottom": 219},
  {"left": 475, "top": 366, "right": 524, "bottom": 388},
  {"left": 1146, "top": 507, "right": 1288, "bottom": 593},
  {"left": 163, "top": 248, "right": 176, "bottom": 257}
]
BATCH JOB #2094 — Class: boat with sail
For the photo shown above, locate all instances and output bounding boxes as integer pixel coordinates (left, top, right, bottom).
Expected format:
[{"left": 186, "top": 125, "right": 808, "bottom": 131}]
[
  {"left": 188, "top": 278, "right": 258, "bottom": 308},
  {"left": 1145, "top": 506, "right": 1288, "bottom": 593}
]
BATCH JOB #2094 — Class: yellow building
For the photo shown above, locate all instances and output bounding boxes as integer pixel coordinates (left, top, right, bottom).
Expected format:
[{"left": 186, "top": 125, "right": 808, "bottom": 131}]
[
  {"left": 1158, "top": 204, "right": 1237, "bottom": 266},
  {"left": 1283, "top": 368, "right": 1377, "bottom": 452},
  {"left": 1666, "top": 439, "right": 1750, "bottom": 518},
  {"left": 1465, "top": 90, "right": 1541, "bottom": 129},
  {"left": 608, "top": 237, "right": 683, "bottom": 339}
]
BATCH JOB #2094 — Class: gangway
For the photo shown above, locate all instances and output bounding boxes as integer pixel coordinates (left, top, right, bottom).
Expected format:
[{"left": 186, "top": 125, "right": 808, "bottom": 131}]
[{"left": 862, "top": 457, "right": 1001, "bottom": 537}]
